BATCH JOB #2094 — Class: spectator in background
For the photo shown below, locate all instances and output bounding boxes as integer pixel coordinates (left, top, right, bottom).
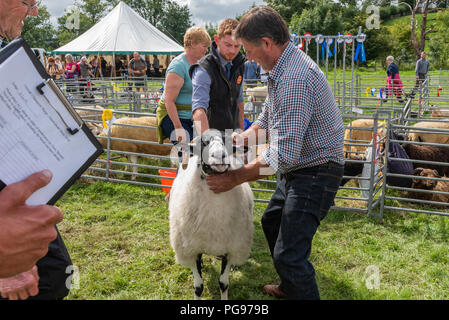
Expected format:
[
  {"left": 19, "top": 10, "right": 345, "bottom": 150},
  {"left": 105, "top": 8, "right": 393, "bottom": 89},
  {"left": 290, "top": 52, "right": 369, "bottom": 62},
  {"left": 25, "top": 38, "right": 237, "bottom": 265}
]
[
  {"left": 191, "top": 18, "right": 246, "bottom": 134},
  {"left": 243, "top": 60, "right": 260, "bottom": 87},
  {"left": 46, "top": 57, "right": 63, "bottom": 80},
  {"left": 100, "top": 57, "right": 107, "bottom": 77},
  {"left": 384, "top": 56, "right": 404, "bottom": 103},
  {"left": 64, "top": 54, "right": 79, "bottom": 80},
  {"left": 115, "top": 57, "right": 127, "bottom": 77},
  {"left": 128, "top": 51, "right": 147, "bottom": 92},
  {"left": 55, "top": 56, "right": 63, "bottom": 73},
  {"left": 145, "top": 57, "right": 152, "bottom": 77},
  {"left": 78, "top": 56, "right": 94, "bottom": 80},
  {"left": 90, "top": 56, "right": 99, "bottom": 77},
  {"left": 414, "top": 51, "right": 430, "bottom": 93},
  {"left": 153, "top": 55, "right": 161, "bottom": 77}
]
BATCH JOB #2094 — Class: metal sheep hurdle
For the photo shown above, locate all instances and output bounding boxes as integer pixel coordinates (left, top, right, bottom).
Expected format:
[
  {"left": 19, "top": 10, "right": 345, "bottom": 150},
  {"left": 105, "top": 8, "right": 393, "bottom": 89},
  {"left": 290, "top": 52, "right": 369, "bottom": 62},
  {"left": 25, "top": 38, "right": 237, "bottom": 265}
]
[{"left": 67, "top": 71, "right": 448, "bottom": 219}]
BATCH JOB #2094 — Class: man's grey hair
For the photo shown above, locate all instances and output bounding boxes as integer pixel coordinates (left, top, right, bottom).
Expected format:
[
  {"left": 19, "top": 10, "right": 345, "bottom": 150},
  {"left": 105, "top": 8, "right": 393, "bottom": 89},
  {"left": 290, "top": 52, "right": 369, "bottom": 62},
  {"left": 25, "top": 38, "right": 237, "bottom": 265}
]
[{"left": 386, "top": 56, "right": 394, "bottom": 62}]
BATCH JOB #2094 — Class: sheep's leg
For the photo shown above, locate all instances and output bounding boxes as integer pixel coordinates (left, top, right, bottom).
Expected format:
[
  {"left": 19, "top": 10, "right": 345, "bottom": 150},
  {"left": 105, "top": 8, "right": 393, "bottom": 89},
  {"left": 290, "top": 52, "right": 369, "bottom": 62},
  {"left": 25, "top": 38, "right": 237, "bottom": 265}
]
[
  {"left": 130, "top": 155, "right": 138, "bottom": 180},
  {"left": 192, "top": 254, "right": 204, "bottom": 300},
  {"left": 219, "top": 254, "right": 230, "bottom": 300}
]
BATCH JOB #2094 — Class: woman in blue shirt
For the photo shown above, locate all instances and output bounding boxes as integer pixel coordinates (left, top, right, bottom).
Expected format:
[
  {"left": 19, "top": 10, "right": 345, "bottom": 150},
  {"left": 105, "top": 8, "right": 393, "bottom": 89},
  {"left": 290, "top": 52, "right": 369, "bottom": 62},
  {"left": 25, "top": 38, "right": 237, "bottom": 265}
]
[{"left": 156, "top": 27, "right": 211, "bottom": 144}]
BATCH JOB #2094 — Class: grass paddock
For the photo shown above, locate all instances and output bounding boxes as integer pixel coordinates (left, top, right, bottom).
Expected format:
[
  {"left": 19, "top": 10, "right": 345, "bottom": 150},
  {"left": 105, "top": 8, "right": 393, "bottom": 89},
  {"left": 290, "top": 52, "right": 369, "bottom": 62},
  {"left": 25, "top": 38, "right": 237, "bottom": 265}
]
[{"left": 57, "top": 180, "right": 449, "bottom": 300}]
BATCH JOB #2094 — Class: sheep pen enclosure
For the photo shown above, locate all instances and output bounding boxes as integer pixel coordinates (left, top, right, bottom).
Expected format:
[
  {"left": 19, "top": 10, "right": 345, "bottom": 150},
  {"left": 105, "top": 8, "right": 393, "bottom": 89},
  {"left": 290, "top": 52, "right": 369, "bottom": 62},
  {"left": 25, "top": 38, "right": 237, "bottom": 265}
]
[
  {"left": 62, "top": 70, "right": 449, "bottom": 221},
  {"left": 54, "top": 69, "right": 449, "bottom": 300}
]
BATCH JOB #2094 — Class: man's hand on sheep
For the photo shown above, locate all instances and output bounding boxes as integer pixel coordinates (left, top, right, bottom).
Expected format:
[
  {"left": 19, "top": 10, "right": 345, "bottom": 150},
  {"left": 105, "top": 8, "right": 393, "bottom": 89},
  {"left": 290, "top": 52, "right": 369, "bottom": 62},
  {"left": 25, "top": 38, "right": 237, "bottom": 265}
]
[{"left": 206, "top": 170, "right": 239, "bottom": 194}]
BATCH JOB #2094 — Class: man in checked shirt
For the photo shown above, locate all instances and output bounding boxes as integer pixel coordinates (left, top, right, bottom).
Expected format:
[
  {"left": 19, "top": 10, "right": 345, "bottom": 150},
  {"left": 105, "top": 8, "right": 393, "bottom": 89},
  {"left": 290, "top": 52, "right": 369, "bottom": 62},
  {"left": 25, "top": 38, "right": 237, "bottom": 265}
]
[{"left": 206, "top": 6, "right": 345, "bottom": 300}]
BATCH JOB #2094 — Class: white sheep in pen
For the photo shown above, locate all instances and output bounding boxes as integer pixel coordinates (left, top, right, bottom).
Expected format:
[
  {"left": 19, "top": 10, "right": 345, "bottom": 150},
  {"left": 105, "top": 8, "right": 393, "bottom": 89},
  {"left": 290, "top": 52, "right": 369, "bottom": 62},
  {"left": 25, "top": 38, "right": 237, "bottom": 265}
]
[{"left": 169, "top": 130, "right": 254, "bottom": 300}]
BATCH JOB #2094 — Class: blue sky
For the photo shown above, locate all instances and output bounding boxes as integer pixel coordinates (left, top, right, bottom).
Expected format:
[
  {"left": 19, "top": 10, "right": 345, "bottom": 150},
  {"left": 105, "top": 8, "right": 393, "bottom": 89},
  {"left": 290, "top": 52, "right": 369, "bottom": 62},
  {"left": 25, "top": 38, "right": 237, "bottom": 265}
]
[{"left": 41, "top": 0, "right": 266, "bottom": 26}]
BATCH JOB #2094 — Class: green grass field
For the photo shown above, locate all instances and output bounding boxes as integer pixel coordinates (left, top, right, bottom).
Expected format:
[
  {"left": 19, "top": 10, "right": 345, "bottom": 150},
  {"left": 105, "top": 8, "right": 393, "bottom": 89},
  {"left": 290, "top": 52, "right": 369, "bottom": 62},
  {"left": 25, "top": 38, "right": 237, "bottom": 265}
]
[{"left": 56, "top": 180, "right": 449, "bottom": 300}]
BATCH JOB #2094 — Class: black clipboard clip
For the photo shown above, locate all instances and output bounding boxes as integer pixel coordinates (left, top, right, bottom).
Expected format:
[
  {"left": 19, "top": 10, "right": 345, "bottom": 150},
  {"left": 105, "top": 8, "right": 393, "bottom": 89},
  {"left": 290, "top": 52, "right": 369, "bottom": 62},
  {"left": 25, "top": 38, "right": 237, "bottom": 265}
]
[{"left": 36, "top": 79, "right": 82, "bottom": 135}]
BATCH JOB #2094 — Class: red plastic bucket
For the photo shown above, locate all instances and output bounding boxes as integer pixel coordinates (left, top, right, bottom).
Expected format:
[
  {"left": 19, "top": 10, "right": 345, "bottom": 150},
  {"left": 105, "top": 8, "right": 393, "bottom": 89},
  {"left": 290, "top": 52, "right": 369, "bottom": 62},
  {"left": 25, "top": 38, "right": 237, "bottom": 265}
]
[{"left": 158, "top": 169, "right": 177, "bottom": 194}]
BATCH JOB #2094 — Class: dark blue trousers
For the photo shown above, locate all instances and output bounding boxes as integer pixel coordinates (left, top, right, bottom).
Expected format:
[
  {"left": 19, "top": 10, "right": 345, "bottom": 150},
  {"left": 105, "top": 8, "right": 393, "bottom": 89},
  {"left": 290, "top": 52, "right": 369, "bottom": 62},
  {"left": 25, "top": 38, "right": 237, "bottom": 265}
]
[
  {"left": 262, "top": 162, "right": 343, "bottom": 300},
  {"left": 160, "top": 115, "right": 193, "bottom": 144}
]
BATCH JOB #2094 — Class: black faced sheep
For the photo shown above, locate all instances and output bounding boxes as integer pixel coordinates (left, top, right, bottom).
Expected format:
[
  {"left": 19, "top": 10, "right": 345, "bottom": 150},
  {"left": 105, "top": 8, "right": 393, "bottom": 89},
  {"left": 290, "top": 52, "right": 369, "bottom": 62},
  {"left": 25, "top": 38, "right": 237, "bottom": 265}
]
[
  {"left": 169, "top": 130, "right": 254, "bottom": 300},
  {"left": 408, "top": 168, "right": 449, "bottom": 209}
]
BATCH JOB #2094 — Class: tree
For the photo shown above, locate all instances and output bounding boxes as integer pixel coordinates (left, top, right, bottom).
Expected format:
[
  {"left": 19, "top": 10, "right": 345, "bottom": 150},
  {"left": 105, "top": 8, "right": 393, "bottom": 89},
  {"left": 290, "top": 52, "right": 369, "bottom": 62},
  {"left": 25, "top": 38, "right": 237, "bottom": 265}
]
[
  {"left": 159, "top": 1, "right": 192, "bottom": 45},
  {"left": 81, "top": 0, "right": 109, "bottom": 26},
  {"left": 265, "top": 0, "right": 314, "bottom": 24},
  {"left": 114, "top": 0, "right": 167, "bottom": 27},
  {"left": 399, "top": 0, "right": 442, "bottom": 60},
  {"left": 205, "top": 22, "right": 218, "bottom": 39},
  {"left": 22, "top": 3, "right": 58, "bottom": 50},
  {"left": 428, "top": 9, "right": 449, "bottom": 68},
  {"left": 290, "top": 1, "right": 345, "bottom": 35},
  {"left": 56, "top": 3, "right": 96, "bottom": 48}
]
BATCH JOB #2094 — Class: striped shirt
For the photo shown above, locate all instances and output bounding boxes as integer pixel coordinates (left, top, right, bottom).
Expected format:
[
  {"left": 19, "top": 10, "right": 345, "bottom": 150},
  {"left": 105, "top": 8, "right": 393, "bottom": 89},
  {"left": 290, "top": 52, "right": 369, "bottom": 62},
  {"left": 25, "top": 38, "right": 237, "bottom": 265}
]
[{"left": 255, "top": 42, "right": 345, "bottom": 174}]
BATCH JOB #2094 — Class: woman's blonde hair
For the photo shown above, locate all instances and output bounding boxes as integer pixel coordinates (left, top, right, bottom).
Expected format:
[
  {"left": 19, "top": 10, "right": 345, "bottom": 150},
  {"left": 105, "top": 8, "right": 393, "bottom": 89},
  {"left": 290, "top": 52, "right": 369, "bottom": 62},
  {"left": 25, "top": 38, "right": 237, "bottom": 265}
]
[
  {"left": 184, "top": 27, "right": 211, "bottom": 49},
  {"left": 65, "top": 54, "right": 74, "bottom": 63}
]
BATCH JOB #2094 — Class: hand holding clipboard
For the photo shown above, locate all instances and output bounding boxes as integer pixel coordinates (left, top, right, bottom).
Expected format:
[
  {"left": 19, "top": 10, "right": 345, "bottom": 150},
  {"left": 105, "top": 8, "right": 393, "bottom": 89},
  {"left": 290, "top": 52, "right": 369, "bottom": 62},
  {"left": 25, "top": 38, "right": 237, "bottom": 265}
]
[{"left": 0, "top": 38, "right": 103, "bottom": 205}]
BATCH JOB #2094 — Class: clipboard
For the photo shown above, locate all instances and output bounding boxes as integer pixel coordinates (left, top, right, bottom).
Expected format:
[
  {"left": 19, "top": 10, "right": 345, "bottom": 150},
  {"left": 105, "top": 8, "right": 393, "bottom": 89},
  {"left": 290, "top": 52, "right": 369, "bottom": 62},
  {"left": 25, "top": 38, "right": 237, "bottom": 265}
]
[{"left": 0, "top": 38, "right": 103, "bottom": 205}]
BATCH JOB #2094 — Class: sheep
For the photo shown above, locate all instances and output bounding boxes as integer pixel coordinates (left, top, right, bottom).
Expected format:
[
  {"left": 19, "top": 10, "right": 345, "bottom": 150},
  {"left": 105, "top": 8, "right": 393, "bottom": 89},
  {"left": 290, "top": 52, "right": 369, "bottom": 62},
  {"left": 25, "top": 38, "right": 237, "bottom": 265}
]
[
  {"left": 408, "top": 121, "right": 449, "bottom": 145},
  {"left": 341, "top": 156, "right": 364, "bottom": 186},
  {"left": 75, "top": 105, "right": 104, "bottom": 121},
  {"left": 343, "top": 119, "right": 386, "bottom": 158},
  {"left": 169, "top": 130, "right": 254, "bottom": 300},
  {"left": 87, "top": 116, "right": 172, "bottom": 180},
  {"left": 402, "top": 142, "right": 449, "bottom": 177},
  {"left": 429, "top": 106, "right": 449, "bottom": 119},
  {"left": 408, "top": 168, "right": 449, "bottom": 209},
  {"left": 246, "top": 86, "right": 268, "bottom": 102}
]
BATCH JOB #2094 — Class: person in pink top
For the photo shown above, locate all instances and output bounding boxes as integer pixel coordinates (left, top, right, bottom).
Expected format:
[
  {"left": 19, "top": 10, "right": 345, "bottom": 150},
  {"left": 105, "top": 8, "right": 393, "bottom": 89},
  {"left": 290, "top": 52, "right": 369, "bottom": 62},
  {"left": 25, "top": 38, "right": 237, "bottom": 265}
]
[
  {"left": 64, "top": 54, "right": 79, "bottom": 79},
  {"left": 385, "top": 56, "right": 404, "bottom": 103}
]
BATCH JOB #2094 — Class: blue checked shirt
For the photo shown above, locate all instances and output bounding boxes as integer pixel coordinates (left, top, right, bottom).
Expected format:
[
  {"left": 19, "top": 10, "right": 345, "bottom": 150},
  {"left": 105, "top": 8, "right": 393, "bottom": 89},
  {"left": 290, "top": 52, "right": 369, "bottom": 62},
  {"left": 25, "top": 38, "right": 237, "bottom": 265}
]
[{"left": 255, "top": 42, "right": 345, "bottom": 174}]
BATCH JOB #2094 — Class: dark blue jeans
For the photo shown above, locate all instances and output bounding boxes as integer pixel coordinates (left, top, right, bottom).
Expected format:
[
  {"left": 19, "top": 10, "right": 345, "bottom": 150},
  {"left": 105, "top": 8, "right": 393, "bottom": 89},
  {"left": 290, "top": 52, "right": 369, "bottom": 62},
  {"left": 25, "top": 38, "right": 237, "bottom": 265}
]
[
  {"left": 160, "top": 115, "right": 194, "bottom": 144},
  {"left": 262, "top": 161, "right": 343, "bottom": 300}
]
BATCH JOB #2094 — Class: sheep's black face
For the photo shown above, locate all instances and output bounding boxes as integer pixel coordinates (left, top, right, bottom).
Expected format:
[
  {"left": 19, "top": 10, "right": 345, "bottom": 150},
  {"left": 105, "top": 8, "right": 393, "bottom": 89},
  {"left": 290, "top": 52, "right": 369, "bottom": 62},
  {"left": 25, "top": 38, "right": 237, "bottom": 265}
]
[{"left": 201, "top": 135, "right": 230, "bottom": 174}]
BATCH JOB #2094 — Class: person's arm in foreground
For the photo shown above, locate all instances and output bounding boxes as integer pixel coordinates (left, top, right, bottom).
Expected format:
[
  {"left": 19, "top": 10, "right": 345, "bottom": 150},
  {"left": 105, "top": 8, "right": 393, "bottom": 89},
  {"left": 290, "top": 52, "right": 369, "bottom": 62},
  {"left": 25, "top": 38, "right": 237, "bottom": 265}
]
[
  {"left": 0, "top": 265, "right": 39, "bottom": 300},
  {"left": 0, "top": 170, "right": 63, "bottom": 278}
]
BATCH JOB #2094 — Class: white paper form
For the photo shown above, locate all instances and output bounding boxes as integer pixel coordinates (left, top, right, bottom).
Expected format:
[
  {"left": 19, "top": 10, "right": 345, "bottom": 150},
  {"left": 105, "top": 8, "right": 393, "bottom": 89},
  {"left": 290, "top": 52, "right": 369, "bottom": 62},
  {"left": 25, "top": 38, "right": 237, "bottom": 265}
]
[{"left": 0, "top": 47, "right": 98, "bottom": 205}]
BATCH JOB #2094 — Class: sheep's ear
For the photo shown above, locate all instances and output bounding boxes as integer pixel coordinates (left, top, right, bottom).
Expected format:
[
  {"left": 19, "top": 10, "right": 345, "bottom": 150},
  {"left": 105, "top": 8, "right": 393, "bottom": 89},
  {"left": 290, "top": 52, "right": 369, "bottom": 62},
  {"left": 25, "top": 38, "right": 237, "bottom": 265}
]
[
  {"left": 433, "top": 169, "right": 440, "bottom": 178},
  {"left": 413, "top": 167, "right": 424, "bottom": 176}
]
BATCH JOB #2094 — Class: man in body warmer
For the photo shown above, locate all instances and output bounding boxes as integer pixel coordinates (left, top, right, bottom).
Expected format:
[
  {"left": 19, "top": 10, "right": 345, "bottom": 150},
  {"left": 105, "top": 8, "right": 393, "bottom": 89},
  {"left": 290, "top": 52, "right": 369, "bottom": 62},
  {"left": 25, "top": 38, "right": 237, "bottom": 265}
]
[{"left": 190, "top": 18, "right": 245, "bottom": 134}]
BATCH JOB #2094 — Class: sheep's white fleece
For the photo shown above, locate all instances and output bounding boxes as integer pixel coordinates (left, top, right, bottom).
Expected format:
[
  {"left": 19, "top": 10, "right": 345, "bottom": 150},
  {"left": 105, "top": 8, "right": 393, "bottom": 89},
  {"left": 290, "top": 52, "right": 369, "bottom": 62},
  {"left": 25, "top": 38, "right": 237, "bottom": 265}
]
[{"left": 169, "top": 155, "right": 254, "bottom": 267}]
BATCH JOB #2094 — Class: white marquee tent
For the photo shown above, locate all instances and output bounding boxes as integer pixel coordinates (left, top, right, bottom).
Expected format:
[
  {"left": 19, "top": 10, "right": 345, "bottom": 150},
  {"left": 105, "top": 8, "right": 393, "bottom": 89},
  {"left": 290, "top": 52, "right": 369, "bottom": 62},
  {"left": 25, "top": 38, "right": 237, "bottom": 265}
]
[{"left": 53, "top": 1, "right": 184, "bottom": 55}]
